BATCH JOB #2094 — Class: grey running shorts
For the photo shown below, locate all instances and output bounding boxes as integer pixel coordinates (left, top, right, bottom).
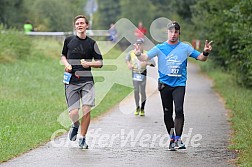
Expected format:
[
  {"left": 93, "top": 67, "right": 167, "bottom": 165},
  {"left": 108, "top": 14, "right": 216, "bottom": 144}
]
[{"left": 65, "top": 82, "right": 95, "bottom": 112}]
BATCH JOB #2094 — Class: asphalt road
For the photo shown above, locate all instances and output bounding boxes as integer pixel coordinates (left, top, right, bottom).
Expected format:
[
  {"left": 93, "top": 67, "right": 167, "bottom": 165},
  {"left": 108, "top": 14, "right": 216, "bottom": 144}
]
[{"left": 0, "top": 62, "right": 235, "bottom": 167}]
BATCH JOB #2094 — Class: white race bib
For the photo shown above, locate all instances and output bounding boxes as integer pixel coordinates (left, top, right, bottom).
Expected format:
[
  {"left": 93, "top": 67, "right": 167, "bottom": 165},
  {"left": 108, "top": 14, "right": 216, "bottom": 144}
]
[
  {"left": 63, "top": 72, "right": 72, "bottom": 84},
  {"left": 168, "top": 66, "right": 182, "bottom": 77},
  {"left": 133, "top": 73, "right": 144, "bottom": 81}
]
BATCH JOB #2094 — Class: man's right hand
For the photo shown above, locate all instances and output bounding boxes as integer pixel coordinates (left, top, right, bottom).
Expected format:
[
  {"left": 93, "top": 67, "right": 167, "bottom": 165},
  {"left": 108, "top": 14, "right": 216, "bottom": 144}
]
[
  {"left": 127, "top": 63, "right": 133, "bottom": 70},
  {"left": 65, "top": 65, "right": 72, "bottom": 72},
  {"left": 134, "top": 43, "right": 141, "bottom": 57}
]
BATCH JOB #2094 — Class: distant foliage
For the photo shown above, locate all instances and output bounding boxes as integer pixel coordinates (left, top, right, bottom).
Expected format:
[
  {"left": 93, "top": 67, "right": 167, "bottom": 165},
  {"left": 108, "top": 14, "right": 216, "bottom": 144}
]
[
  {"left": 96, "top": 0, "right": 121, "bottom": 29},
  {"left": 191, "top": 0, "right": 252, "bottom": 88},
  {"left": 0, "top": 25, "right": 31, "bottom": 62},
  {"left": 0, "top": 0, "right": 86, "bottom": 32},
  {"left": 0, "top": 0, "right": 25, "bottom": 29},
  {"left": 227, "top": 1, "right": 252, "bottom": 87}
]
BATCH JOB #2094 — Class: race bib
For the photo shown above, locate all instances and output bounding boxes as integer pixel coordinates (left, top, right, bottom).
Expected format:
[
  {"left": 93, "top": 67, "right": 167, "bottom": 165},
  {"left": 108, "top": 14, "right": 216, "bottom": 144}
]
[
  {"left": 63, "top": 72, "right": 72, "bottom": 84},
  {"left": 133, "top": 73, "right": 144, "bottom": 81},
  {"left": 168, "top": 66, "right": 182, "bottom": 77}
]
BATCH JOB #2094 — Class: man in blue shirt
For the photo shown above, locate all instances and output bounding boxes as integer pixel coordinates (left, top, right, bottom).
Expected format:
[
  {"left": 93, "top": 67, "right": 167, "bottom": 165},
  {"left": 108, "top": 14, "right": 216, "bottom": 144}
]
[{"left": 134, "top": 21, "right": 213, "bottom": 151}]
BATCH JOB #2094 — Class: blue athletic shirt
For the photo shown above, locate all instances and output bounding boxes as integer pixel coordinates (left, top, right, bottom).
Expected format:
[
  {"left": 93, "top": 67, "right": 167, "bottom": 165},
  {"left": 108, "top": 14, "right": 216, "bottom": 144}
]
[{"left": 147, "top": 41, "right": 200, "bottom": 87}]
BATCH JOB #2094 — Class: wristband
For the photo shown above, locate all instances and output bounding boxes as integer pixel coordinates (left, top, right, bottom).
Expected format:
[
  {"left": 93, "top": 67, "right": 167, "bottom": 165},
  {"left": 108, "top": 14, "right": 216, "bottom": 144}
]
[{"left": 203, "top": 51, "right": 209, "bottom": 56}]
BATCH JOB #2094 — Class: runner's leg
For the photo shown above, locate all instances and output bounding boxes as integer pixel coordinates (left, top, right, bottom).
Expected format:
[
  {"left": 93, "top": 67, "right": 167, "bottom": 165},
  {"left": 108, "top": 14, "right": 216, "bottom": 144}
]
[
  {"left": 133, "top": 80, "right": 140, "bottom": 108},
  {"left": 80, "top": 105, "right": 91, "bottom": 136},
  {"left": 140, "top": 78, "right": 147, "bottom": 110},
  {"left": 172, "top": 86, "right": 185, "bottom": 137},
  {"left": 160, "top": 85, "right": 174, "bottom": 135}
]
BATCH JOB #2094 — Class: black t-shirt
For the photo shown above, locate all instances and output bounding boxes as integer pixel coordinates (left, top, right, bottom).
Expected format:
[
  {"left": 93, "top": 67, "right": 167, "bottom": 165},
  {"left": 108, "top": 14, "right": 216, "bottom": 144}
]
[{"left": 62, "top": 35, "right": 103, "bottom": 84}]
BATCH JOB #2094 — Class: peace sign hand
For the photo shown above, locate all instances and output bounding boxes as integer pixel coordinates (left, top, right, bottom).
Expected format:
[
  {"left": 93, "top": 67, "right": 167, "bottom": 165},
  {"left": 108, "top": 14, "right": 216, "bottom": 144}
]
[{"left": 204, "top": 40, "right": 213, "bottom": 53}]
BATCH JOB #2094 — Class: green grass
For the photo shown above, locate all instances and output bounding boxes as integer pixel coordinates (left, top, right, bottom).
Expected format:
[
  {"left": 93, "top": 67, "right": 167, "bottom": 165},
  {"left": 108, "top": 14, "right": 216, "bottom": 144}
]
[
  {"left": 0, "top": 38, "right": 132, "bottom": 162},
  {"left": 0, "top": 54, "right": 65, "bottom": 161},
  {"left": 196, "top": 59, "right": 252, "bottom": 167}
]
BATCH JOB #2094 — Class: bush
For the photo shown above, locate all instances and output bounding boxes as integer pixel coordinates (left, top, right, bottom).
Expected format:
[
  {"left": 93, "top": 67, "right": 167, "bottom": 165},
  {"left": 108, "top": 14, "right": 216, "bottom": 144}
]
[
  {"left": 227, "top": 1, "right": 252, "bottom": 88},
  {"left": 192, "top": 0, "right": 252, "bottom": 88},
  {"left": 0, "top": 25, "right": 32, "bottom": 63}
]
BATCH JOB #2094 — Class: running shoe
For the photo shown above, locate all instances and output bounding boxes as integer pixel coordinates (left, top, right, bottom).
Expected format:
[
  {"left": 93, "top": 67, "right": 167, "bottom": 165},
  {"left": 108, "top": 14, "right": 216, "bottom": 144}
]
[
  {"left": 68, "top": 125, "right": 79, "bottom": 141},
  {"left": 175, "top": 139, "right": 186, "bottom": 149},
  {"left": 134, "top": 107, "right": 140, "bottom": 115},
  {"left": 139, "top": 109, "right": 145, "bottom": 116},
  {"left": 79, "top": 137, "right": 88, "bottom": 149},
  {"left": 168, "top": 139, "right": 176, "bottom": 151}
]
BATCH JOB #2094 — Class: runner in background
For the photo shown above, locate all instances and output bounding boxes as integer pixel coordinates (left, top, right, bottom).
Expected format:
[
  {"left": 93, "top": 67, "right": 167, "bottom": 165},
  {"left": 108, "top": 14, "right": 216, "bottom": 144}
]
[
  {"left": 23, "top": 20, "right": 34, "bottom": 33},
  {"left": 125, "top": 38, "right": 155, "bottom": 116},
  {"left": 134, "top": 21, "right": 147, "bottom": 39}
]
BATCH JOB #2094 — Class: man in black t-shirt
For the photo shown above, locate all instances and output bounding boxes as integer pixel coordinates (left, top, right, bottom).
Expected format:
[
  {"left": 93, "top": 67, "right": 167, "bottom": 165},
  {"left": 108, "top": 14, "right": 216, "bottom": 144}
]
[{"left": 61, "top": 15, "right": 103, "bottom": 149}]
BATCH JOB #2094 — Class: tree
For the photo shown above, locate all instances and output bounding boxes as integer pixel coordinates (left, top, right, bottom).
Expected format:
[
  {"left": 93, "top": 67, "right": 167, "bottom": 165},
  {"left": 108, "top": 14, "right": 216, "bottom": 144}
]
[
  {"left": 226, "top": 0, "right": 252, "bottom": 87},
  {"left": 191, "top": 0, "right": 237, "bottom": 66},
  {"left": 95, "top": 0, "right": 121, "bottom": 29},
  {"left": 119, "top": 0, "right": 156, "bottom": 38},
  {"left": 24, "top": 0, "right": 75, "bottom": 31},
  {"left": 0, "top": 0, "right": 26, "bottom": 29},
  {"left": 191, "top": 0, "right": 252, "bottom": 87},
  {"left": 149, "top": 0, "right": 198, "bottom": 42}
]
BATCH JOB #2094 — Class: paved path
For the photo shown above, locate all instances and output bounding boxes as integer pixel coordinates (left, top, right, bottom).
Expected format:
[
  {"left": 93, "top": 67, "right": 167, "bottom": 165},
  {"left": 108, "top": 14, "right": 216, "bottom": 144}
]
[{"left": 0, "top": 63, "right": 234, "bottom": 167}]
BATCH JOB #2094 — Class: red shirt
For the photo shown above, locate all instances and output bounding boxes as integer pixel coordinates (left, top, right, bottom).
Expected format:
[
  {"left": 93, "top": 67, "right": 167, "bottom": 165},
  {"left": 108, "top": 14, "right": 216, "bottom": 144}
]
[{"left": 135, "top": 27, "right": 147, "bottom": 38}]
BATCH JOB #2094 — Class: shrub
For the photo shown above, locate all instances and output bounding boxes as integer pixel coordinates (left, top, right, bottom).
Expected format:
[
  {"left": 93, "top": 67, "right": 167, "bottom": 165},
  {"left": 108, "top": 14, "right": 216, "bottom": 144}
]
[{"left": 0, "top": 25, "right": 32, "bottom": 63}]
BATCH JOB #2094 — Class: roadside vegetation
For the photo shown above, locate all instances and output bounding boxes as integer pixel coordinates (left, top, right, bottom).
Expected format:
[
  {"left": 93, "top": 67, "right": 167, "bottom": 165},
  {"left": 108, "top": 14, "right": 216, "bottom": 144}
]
[{"left": 195, "top": 60, "right": 252, "bottom": 166}]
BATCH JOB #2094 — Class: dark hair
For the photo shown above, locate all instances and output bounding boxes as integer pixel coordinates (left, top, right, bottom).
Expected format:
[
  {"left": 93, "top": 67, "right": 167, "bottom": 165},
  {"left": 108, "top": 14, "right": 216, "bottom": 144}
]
[
  {"left": 73, "top": 15, "right": 89, "bottom": 25},
  {"left": 167, "top": 21, "right": 180, "bottom": 30},
  {"left": 25, "top": 20, "right": 32, "bottom": 24}
]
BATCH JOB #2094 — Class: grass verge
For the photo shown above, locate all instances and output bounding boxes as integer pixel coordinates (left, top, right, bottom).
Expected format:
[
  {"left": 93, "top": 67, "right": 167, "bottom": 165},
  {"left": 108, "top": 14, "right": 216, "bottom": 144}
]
[{"left": 196, "top": 59, "right": 252, "bottom": 167}]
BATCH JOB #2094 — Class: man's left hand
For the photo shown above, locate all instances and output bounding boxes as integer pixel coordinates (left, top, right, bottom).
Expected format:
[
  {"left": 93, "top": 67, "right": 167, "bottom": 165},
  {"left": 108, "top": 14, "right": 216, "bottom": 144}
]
[
  {"left": 80, "top": 59, "right": 90, "bottom": 68},
  {"left": 204, "top": 40, "right": 213, "bottom": 53}
]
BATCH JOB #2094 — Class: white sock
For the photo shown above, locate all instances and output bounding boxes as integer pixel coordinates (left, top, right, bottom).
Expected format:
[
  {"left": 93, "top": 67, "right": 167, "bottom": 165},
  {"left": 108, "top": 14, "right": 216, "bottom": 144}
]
[{"left": 80, "top": 135, "right": 85, "bottom": 139}]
